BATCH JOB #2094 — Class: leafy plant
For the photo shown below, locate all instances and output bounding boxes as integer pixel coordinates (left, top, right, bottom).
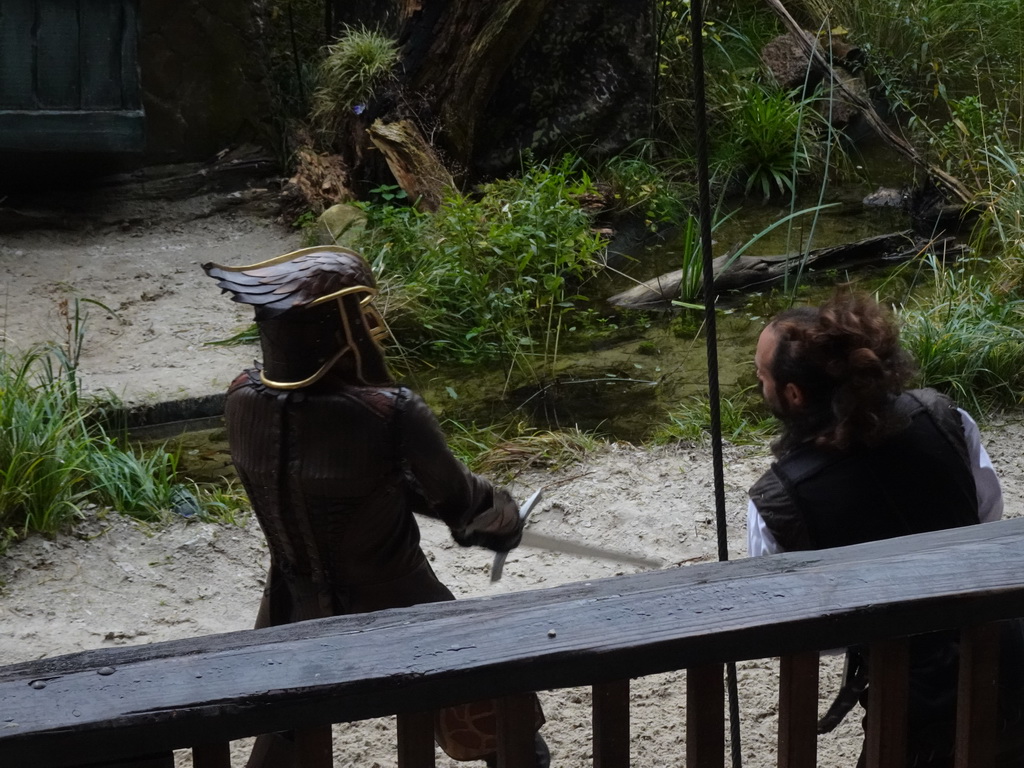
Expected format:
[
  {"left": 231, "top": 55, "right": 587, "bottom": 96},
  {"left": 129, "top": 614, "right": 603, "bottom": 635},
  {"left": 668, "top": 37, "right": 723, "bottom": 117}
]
[
  {"left": 356, "top": 154, "right": 608, "bottom": 380},
  {"left": 712, "top": 79, "right": 822, "bottom": 199},
  {"left": 602, "top": 153, "right": 693, "bottom": 231},
  {"left": 368, "top": 184, "right": 408, "bottom": 204}
]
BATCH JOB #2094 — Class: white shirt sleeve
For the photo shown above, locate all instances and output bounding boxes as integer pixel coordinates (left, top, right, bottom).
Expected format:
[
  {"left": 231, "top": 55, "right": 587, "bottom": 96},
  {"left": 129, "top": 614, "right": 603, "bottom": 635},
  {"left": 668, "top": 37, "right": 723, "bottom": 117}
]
[
  {"left": 747, "top": 498, "right": 782, "bottom": 557},
  {"left": 958, "top": 408, "right": 1003, "bottom": 523}
]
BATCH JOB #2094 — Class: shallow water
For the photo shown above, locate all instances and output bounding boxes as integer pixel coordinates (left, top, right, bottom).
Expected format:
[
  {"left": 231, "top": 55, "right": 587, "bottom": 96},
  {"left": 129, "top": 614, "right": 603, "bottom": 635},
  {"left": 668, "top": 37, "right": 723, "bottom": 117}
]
[
  {"left": 166, "top": 153, "right": 929, "bottom": 473},
  {"left": 405, "top": 168, "right": 921, "bottom": 444}
]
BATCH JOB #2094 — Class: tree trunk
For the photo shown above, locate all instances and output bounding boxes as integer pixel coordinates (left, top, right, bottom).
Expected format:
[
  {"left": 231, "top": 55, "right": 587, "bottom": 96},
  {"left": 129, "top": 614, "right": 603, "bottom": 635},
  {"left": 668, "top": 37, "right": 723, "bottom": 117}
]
[
  {"left": 401, "top": 0, "right": 555, "bottom": 170},
  {"left": 333, "top": 0, "right": 656, "bottom": 190},
  {"left": 367, "top": 119, "right": 455, "bottom": 211}
]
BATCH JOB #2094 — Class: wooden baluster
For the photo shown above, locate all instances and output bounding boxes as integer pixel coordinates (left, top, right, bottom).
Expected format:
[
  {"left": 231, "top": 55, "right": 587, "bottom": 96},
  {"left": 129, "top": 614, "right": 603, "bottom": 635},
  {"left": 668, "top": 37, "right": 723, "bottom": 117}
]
[
  {"left": 863, "top": 638, "right": 909, "bottom": 768},
  {"left": 778, "top": 651, "right": 818, "bottom": 768},
  {"left": 686, "top": 664, "right": 724, "bottom": 768},
  {"left": 193, "top": 741, "right": 231, "bottom": 768},
  {"left": 955, "top": 622, "right": 1000, "bottom": 768},
  {"left": 397, "top": 710, "right": 436, "bottom": 768},
  {"left": 593, "top": 679, "right": 630, "bottom": 768},
  {"left": 294, "top": 724, "right": 333, "bottom": 768},
  {"left": 496, "top": 693, "right": 537, "bottom": 768}
]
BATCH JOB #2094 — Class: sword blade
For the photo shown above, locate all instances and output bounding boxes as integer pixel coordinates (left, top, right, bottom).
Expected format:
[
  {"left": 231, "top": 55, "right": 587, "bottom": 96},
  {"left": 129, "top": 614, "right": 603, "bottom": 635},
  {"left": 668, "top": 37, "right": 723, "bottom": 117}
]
[{"left": 520, "top": 530, "right": 662, "bottom": 569}]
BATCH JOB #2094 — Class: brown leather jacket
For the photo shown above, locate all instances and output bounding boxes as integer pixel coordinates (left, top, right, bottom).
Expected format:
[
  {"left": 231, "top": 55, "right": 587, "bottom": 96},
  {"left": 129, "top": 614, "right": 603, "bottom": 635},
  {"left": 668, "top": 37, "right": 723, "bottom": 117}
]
[{"left": 226, "top": 369, "right": 512, "bottom": 624}]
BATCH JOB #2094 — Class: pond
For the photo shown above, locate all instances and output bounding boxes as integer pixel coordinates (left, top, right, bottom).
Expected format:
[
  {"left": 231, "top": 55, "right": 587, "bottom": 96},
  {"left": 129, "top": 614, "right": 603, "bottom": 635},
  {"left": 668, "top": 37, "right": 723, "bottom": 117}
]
[
  {"left": 405, "top": 163, "right": 920, "bottom": 444},
  {"left": 152, "top": 146, "right": 934, "bottom": 477}
]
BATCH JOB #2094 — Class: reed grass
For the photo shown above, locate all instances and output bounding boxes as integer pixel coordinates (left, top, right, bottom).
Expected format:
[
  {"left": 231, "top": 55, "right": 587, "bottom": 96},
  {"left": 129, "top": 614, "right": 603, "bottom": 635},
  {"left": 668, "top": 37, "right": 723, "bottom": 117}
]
[
  {"left": 0, "top": 305, "right": 243, "bottom": 551},
  {"left": 899, "top": 256, "right": 1024, "bottom": 413},
  {"left": 653, "top": 389, "right": 776, "bottom": 446},
  {"left": 83, "top": 439, "right": 184, "bottom": 522},
  {"left": 793, "top": 0, "right": 1022, "bottom": 107},
  {"left": 0, "top": 346, "right": 93, "bottom": 543}
]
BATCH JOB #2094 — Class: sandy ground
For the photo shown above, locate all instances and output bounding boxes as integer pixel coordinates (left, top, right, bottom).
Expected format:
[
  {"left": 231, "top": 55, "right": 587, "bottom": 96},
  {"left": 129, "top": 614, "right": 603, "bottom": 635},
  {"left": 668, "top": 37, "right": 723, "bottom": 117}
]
[{"left": 1, "top": 196, "right": 1023, "bottom": 766}]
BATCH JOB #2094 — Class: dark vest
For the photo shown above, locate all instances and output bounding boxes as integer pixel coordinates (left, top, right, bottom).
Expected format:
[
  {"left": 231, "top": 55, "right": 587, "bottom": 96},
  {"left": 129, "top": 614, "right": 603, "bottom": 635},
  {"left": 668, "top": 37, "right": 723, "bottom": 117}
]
[{"left": 749, "top": 388, "right": 979, "bottom": 552}]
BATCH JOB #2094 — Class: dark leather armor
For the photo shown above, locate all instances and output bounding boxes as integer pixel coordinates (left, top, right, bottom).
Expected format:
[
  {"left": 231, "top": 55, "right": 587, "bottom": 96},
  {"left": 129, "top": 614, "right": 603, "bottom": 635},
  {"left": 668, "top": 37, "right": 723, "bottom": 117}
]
[
  {"left": 750, "top": 388, "right": 978, "bottom": 551},
  {"left": 226, "top": 370, "right": 513, "bottom": 621}
]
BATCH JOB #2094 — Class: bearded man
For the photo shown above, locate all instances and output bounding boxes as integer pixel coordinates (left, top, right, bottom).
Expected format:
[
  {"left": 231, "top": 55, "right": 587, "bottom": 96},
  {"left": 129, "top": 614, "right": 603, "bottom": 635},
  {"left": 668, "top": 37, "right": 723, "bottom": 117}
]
[
  {"left": 204, "top": 246, "right": 549, "bottom": 768},
  {"left": 746, "top": 290, "right": 1023, "bottom": 767}
]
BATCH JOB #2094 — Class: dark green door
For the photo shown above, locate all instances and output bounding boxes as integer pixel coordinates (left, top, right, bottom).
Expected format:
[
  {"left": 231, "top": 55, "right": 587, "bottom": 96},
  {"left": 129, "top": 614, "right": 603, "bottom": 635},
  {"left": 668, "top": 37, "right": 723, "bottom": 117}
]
[{"left": 0, "top": 0, "right": 143, "bottom": 151}]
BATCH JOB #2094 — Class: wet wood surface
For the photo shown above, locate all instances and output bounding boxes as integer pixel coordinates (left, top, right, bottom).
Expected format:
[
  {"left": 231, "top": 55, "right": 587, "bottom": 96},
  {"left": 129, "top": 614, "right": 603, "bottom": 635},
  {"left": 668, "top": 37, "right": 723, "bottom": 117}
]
[{"left": 2, "top": 518, "right": 1023, "bottom": 767}]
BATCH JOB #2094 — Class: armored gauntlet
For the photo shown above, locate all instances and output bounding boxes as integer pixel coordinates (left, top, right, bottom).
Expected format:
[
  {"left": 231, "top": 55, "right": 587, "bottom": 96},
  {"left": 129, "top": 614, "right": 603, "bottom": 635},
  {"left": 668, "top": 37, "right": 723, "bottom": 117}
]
[{"left": 453, "top": 488, "right": 524, "bottom": 553}]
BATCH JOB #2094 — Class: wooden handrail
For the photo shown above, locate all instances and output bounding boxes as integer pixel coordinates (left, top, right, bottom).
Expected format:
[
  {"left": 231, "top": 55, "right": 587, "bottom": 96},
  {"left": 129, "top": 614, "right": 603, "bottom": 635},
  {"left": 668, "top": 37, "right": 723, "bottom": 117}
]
[{"left": 2, "top": 518, "right": 1023, "bottom": 767}]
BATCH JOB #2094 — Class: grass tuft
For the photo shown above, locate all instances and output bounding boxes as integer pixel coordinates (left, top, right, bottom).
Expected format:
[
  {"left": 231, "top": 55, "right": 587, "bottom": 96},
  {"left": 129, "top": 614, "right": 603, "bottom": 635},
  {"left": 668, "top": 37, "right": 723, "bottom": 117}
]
[
  {"left": 444, "top": 419, "right": 602, "bottom": 481},
  {"left": 310, "top": 26, "right": 398, "bottom": 144},
  {"left": 653, "top": 389, "right": 776, "bottom": 446},
  {"left": 899, "top": 257, "right": 1024, "bottom": 414}
]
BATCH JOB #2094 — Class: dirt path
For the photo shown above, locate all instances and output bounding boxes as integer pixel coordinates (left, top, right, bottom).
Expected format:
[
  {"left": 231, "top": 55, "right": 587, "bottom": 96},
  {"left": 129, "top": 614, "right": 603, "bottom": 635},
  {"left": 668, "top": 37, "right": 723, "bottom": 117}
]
[{"left": 0, "top": 193, "right": 293, "bottom": 405}]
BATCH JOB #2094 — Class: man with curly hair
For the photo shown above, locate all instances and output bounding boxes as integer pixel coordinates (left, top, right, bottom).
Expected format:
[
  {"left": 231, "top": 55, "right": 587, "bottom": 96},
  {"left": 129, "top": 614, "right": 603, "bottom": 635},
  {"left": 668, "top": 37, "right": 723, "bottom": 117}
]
[{"left": 746, "top": 290, "right": 1023, "bottom": 767}]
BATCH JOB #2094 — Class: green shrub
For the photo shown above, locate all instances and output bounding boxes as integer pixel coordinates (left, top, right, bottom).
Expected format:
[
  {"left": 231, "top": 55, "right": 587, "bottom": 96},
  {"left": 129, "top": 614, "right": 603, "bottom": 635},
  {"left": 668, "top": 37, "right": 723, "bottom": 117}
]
[{"left": 357, "top": 155, "right": 609, "bottom": 377}]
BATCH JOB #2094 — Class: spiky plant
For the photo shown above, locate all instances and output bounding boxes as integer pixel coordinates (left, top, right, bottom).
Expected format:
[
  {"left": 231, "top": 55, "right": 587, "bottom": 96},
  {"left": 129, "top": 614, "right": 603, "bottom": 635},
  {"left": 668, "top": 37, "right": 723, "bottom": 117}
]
[{"left": 310, "top": 26, "right": 399, "bottom": 143}]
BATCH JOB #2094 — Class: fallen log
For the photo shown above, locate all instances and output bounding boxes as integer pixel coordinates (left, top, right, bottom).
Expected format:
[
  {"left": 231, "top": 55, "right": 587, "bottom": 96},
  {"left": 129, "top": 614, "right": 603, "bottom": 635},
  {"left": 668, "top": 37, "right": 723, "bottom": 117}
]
[{"left": 607, "top": 230, "right": 966, "bottom": 310}]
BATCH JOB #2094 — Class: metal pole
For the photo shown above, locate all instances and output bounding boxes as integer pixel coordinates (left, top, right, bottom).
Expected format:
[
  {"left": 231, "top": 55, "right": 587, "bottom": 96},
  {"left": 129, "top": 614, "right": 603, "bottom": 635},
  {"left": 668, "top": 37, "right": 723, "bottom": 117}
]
[{"left": 689, "top": 1, "right": 742, "bottom": 765}]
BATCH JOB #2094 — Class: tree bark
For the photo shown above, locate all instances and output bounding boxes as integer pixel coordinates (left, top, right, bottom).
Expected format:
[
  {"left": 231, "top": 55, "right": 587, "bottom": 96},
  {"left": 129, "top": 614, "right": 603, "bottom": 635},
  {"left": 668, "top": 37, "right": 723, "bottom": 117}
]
[
  {"left": 367, "top": 119, "right": 455, "bottom": 212},
  {"left": 401, "top": 0, "right": 555, "bottom": 170},
  {"left": 332, "top": 0, "right": 655, "bottom": 189}
]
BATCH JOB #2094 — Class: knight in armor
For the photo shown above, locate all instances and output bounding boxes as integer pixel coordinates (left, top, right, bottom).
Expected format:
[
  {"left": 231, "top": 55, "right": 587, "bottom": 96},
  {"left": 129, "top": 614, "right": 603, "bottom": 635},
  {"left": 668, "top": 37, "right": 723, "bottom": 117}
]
[
  {"left": 746, "top": 290, "right": 1024, "bottom": 767},
  {"left": 204, "top": 246, "right": 549, "bottom": 768}
]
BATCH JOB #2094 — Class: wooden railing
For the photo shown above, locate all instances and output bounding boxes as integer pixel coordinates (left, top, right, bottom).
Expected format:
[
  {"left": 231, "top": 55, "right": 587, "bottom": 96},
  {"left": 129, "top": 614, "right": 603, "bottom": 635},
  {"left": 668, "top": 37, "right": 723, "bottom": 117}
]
[{"left": 2, "top": 517, "right": 1023, "bottom": 768}]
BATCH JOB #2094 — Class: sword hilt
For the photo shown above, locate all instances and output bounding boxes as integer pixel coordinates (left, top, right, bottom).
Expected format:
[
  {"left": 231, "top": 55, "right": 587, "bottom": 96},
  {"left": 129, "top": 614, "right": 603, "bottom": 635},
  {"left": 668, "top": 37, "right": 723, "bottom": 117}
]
[{"left": 490, "top": 488, "right": 544, "bottom": 583}]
